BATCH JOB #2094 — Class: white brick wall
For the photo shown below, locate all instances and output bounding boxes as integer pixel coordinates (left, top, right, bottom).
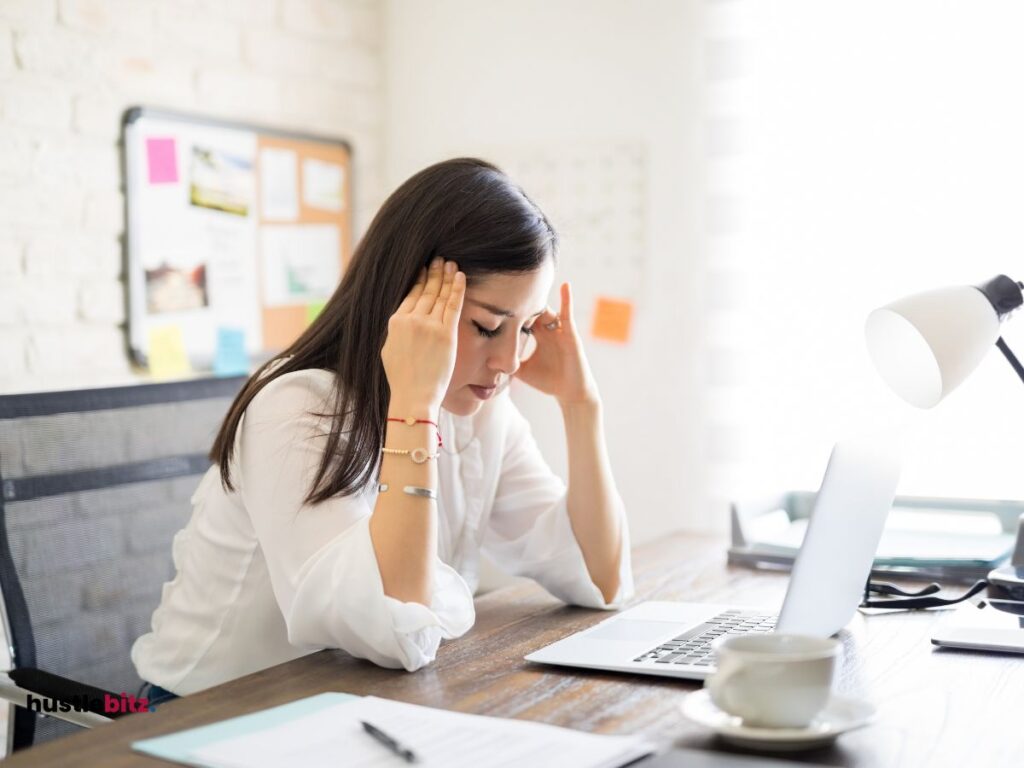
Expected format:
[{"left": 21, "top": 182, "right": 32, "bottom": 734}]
[{"left": 0, "top": 0, "right": 385, "bottom": 393}]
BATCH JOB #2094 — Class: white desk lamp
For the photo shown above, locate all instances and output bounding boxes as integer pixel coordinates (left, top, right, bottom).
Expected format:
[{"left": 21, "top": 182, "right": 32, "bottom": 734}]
[
  {"left": 865, "top": 274, "right": 1024, "bottom": 603},
  {"left": 865, "top": 275, "right": 1024, "bottom": 408}
]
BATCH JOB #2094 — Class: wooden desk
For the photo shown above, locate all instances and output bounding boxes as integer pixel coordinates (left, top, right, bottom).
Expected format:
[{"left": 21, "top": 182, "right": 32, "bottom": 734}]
[{"left": 7, "top": 533, "right": 1024, "bottom": 766}]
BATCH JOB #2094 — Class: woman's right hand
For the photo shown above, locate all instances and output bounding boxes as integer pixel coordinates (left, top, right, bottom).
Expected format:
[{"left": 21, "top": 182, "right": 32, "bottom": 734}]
[{"left": 381, "top": 257, "right": 466, "bottom": 416}]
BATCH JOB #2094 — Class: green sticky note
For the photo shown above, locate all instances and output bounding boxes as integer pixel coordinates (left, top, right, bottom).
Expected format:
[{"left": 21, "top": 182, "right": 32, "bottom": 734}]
[{"left": 306, "top": 300, "right": 327, "bottom": 325}]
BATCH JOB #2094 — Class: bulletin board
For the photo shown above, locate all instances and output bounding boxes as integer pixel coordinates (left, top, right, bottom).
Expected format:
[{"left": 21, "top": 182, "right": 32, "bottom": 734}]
[{"left": 122, "top": 107, "right": 352, "bottom": 370}]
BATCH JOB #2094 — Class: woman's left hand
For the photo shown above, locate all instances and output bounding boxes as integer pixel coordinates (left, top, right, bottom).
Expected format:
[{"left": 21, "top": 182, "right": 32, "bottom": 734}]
[{"left": 514, "top": 282, "right": 601, "bottom": 406}]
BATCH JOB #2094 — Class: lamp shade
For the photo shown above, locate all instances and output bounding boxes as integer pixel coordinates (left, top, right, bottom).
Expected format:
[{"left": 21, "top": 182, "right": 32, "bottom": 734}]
[{"left": 865, "top": 285, "right": 1000, "bottom": 408}]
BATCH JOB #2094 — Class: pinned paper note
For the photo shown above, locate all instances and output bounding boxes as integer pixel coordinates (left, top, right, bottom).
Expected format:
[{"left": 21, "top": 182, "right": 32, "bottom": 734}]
[
  {"left": 146, "top": 138, "right": 179, "bottom": 184},
  {"left": 302, "top": 158, "right": 344, "bottom": 212},
  {"left": 591, "top": 296, "right": 634, "bottom": 343},
  {"left": 147, "top": 326, "right": 191, "bottom": 379},
  {"left": 213, "top": 327, "right": 249, "bottom": 376},
  {"left": 261, "top": 224, "right": 341, "bottom": 306},
  {"left": 306, "top": 300, "right": 327, "bottom": 325},
  {"left": 260, "top": 147, "right": 299, "bottom": 221}
]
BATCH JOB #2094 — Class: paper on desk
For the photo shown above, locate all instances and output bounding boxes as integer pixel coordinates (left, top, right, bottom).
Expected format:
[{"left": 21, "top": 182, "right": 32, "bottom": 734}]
[
  {"left": 133, "top": 693, "right": 358, "bottom": 766},
  {"left": 190, "top": 695, "right": 653, "bottom": 768}
]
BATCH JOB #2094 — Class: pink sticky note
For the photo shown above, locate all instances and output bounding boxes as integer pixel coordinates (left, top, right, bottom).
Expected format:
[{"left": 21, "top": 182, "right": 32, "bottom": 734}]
[{"left": 146, "top": 138, "right": 178, "bottom": 184}]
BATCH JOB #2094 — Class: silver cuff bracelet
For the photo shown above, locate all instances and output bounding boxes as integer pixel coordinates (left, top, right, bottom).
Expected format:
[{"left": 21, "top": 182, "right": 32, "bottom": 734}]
[{"left": 377, "top": 483, "right": 437, "bottom": 501}]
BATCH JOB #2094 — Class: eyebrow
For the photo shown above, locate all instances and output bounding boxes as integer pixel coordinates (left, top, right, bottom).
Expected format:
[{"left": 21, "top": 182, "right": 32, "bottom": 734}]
[{"left": 467, "top": 299, "right": 545, "bottom": 319}]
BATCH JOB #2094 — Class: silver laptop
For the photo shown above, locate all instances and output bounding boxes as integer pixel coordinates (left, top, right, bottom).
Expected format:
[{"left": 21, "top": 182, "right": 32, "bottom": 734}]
[{"left": 525, "top": 438, "right": 902, "bottom": 680}]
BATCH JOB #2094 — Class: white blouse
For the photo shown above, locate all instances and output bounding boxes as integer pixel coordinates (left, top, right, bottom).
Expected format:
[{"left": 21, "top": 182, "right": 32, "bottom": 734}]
[{"left": 131, "top": 368, "right": 634, "bottom": 695}]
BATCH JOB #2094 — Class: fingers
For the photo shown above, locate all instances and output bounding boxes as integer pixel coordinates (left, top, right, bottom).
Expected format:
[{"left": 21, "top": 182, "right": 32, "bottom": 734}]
[
  {"left": 538, "top": 282, "right": 573, "bottom": 333},
  {"left": 431, "top": 260, "right": 456, "bottom": 319},
  {"left": 443, "top": 270, "right": 466, "bottom": 330},
  {"left": 413, "top": 257, "right": 445, "bottom": 315},
  {"left": 396, "top": 267, "right": 428, "bottom": 314}
]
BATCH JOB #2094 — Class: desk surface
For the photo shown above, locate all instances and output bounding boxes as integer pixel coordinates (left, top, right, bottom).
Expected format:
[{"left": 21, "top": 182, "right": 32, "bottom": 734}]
[{"left": 7, "top": 532, "right": 1024, "bottom": 767}]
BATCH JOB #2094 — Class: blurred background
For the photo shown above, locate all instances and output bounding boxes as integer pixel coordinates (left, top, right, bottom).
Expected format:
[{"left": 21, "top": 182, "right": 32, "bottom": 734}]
[{"left": 2, "top": 0, "right": 1024, "bottom": 549}]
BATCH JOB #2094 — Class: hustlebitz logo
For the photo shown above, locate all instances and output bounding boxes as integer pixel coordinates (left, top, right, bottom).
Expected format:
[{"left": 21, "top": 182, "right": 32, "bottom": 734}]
[{"left": 26, "top": 691, "right": 155, "bottom": 714}]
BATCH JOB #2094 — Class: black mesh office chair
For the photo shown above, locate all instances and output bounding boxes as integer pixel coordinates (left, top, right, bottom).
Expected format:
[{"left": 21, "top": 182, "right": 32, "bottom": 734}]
[{"left": 0, "top": 375, "right": 245, "bottom": 753}]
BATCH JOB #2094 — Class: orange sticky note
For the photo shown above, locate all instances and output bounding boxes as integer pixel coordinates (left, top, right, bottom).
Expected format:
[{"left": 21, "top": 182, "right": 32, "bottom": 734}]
[
  {"left": 591, "top": 297, "right": 634, "bottom": 343},
  {"left": 147, "top": 325, "right": 192, "bottom": 380}
]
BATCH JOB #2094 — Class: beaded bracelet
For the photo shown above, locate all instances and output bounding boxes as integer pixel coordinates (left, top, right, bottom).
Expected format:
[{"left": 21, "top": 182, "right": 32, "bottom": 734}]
[{"left": 381, "top": 446, "right": 438, "bottom": 464}]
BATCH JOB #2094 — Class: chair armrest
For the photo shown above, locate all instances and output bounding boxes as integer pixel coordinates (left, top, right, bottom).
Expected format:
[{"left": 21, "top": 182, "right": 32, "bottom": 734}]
[
  {"left": 1, "top": 667, "right": 127, "bottom": 727},
  {"left": 0, "top": 672, "right": 111, "bottom": 729}
]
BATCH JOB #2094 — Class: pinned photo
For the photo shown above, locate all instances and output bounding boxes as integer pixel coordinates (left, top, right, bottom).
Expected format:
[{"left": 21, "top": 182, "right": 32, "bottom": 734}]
[
  {"left": 145, "top": 262, "right": 209, "bottom": 314},
  {"left": 190, "top": 145, "right": 255, "bottom": 217}
]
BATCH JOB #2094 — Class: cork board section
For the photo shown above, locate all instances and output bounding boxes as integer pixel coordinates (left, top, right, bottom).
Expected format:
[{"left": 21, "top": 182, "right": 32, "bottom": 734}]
[{"left": 256, "top": 135, "right": 352, "bottom": 350}]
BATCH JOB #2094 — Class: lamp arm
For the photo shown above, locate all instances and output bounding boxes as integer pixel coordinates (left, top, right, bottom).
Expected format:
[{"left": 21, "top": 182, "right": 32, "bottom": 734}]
[{"left": 995, "top": 337, "right": 1024, "bottom": 386}]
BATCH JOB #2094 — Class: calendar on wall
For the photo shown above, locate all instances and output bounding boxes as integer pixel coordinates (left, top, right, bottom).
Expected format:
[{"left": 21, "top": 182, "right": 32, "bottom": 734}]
[{"left": 492, "top": 141, "right": 648, "bottom": 344}]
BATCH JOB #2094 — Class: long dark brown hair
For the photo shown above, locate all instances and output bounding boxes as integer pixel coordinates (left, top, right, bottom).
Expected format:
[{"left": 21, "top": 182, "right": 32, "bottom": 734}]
[{"left": 210, "top": 158, "right": 558, "bottom": 503}]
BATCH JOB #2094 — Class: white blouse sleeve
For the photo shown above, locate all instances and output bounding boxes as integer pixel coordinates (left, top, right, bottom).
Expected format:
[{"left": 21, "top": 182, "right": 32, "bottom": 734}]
[
  {"left": 480, "top": 395, "right": 634, "bottom": 609},
  {"left": 236, "top": 372, "right": 475, "bottom": 672}
]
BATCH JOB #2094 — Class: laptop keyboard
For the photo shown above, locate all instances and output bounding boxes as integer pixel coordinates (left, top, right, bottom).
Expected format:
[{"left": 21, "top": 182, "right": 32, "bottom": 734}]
[{"left": 632, "top": 609, "right": 777, "bottom": 667}]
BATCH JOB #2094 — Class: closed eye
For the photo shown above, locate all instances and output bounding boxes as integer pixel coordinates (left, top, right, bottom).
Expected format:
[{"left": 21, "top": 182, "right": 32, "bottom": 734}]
[{"left": 473, "top": 321, "right": 535, "bottom": 338}]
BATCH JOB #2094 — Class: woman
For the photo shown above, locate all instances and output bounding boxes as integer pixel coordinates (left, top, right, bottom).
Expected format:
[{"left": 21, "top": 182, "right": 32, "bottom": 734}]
[{"left": 131, "top": 158, "right": 634, "bottom": 703}]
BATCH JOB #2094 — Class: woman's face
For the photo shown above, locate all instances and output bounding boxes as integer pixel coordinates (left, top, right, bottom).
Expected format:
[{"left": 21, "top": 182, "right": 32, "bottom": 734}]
[{"left": 442, "top": 259, "right": 555, "bottom": 416}]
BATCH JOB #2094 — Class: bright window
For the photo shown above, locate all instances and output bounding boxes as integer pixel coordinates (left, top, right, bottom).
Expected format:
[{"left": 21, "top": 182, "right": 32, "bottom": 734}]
[{"left": 706, "top": 1, "right": 1024, "bottom": 509}]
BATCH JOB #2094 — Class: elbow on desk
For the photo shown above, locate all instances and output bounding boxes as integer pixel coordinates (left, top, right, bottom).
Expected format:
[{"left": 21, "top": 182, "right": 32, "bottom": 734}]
[
  {"left": 285, "top": 622, "right": 437, "bottom": 674},
  {"left": 595, "top": 575, "right": 621, "bottom": 607},
  {"left": 588, "top": 539, "right": 626, "bottom": 607},
  {"left": 283, "top": 596, "right": 450, "bottom": 675}
]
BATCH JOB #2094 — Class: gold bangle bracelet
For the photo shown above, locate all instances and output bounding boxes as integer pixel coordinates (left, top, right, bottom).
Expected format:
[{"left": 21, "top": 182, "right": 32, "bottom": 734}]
[{"left": 381, "top": 446, "right": 438, "bottom": 463}]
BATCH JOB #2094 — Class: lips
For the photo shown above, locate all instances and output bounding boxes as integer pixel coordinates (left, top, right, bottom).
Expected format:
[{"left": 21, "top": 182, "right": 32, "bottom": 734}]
[{"left": 468, "top": 384, "right": 497, "bottom": 400}]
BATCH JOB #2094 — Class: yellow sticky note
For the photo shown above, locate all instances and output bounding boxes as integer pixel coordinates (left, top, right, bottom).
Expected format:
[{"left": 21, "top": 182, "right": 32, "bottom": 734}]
[
  {"left": 306, "top": 300, "right": 327, "bottom": 325},
  {"left": 147, "top": 325, "right": 192, "bottom": 380},
  {"left": 591, "top": 297, "right": 634, "bottom": 343}
]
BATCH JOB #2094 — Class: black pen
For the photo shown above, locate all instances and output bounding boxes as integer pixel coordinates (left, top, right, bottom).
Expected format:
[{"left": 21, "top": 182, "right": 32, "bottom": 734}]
[{"left": 361, "top": 720, "right": 419, "bottom": 763}]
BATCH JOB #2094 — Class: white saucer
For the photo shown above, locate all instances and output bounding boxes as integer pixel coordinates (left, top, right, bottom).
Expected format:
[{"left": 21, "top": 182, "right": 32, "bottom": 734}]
[{"left": 679, "top": 689, "right": 876, "bottom": 752}]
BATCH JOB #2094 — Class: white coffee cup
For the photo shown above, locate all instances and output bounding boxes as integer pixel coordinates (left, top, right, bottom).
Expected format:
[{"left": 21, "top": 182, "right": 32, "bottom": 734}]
[{"left": 704, "top": 634, "right": 840, "bottom": 728}]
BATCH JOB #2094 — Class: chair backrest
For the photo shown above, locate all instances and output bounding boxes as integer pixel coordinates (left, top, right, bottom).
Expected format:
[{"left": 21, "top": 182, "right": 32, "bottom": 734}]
[{"left": 0, "top": 376, "right": 246, "bottom": 751}]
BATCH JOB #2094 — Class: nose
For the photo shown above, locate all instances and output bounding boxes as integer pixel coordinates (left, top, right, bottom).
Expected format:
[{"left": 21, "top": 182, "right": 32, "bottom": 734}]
[{"left": 489, "top": 331, "right": 524, "bottom": 376}]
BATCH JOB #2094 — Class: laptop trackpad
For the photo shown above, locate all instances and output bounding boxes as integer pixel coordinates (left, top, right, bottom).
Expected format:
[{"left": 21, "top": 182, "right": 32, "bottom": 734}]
[{"left": 586, "top": 620, "right": 681, "bottom": 642}]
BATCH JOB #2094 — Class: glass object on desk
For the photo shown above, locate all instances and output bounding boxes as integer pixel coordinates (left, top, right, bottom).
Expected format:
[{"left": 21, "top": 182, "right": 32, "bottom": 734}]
[
  {"left": 748, "top": 506, "right": 1012, "bottom": 567},
  {"left": 729, "top": 493, "right": 1023, "bottom": 582}
]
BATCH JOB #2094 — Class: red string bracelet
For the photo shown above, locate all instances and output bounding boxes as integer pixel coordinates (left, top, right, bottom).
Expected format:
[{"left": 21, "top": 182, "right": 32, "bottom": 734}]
[{"left": 386, "top": 417, "right": 443, "bottom": 448}]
